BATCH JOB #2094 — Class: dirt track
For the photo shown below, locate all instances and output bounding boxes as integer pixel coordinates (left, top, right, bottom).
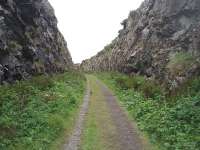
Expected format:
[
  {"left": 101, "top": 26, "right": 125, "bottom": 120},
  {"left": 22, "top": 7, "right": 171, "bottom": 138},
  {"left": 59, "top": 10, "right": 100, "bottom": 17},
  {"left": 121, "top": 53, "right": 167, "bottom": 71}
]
[
  {"left": 97, "top": 79, "right": 144, "bottom": 150},
  {"left": 64, "top": 75, "right": 145, "bottom": 150}
]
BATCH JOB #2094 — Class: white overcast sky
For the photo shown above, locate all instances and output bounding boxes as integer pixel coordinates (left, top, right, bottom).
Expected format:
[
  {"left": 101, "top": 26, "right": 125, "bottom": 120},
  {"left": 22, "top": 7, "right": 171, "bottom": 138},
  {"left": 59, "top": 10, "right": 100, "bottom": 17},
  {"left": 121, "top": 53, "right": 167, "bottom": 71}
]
[{"left": 48, "top": 0, "right": 143, "bottom": 63}]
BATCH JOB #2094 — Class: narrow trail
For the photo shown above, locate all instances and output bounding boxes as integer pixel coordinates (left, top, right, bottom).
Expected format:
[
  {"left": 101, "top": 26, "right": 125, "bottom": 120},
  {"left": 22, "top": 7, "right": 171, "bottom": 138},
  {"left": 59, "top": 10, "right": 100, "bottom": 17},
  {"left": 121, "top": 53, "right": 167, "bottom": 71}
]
[
  {"left": 64, "top": 75, "right": 146, "bottom": 150},
  {"left": 63, "top": 83, "right": 90, "bottom": 150},
  {"left": 97, "top": 80, "right": 144, "bottom": 150}
]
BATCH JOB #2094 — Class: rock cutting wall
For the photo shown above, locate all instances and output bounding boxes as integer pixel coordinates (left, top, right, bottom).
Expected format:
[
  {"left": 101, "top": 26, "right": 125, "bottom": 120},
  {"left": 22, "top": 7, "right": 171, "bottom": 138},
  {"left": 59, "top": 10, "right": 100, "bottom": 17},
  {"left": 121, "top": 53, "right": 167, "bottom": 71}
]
[
  {"left": 81, "top": 0, "right": 200, "bottom": 87},
  {"left": 0, "top": 0, "right": 73, "bottom": 83}
]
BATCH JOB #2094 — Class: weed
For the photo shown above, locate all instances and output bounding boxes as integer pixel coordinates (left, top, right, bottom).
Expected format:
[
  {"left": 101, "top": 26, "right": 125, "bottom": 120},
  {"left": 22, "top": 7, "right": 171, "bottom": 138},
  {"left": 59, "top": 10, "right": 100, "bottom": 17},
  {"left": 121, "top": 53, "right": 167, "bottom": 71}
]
[
  {"left": 8, "top": 41, "right": 22, "bottom": 51},
  {"left": 0, "top": 72, "right": 86, "bottom": 150},
  {"left": 167, "top": 52, "right": 195, "bottom": 76},
  {"left": 97, "top": 72, "right": 200, "bottom": 150}
]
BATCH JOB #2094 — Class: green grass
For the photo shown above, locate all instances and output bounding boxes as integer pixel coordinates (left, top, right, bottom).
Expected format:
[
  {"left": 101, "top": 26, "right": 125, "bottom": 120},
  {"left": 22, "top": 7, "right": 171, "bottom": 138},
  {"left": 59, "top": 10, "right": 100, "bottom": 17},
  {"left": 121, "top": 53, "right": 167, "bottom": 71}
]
[
  {"left": 0, "top": 71, "right": 86, "bottom": 150},
  {"left": 96, "top": 72, "right": 200, "bottom": 150},
  {"left": 113, "top": 74, "right": 163, "bottom": 99},
  {"left": 167, "top": 52, "right": 196, "bottom": 76}
]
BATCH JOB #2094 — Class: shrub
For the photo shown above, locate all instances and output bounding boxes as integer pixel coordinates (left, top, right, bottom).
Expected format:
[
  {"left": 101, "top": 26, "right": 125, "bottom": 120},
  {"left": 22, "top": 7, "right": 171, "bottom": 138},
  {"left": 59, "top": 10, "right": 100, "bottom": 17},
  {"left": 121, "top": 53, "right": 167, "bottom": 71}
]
[
  {"left": 115, "top": 75, "right": 146, "bottom": 89},
  {"left": 130, "top": 76, "right": 146, "bottom": 90},
  {"left": 115, "top": 75, "right": 162, "bottom": 99},
  {"left": 0, "top": 72, "right": 86, "bottom": 150},
  {"left": 187, "top": 77, "right": 200, "bottom": 94},
  {"left": 168, "top": 77, "right": 200, "bottom": 98},
  {"left": 104, "top": 43, "right": 114, "bottom": 52},
  {"left": 167, "top": 52, "right": 195, "bottom": 76},
  {"left": 115, "top": 76, "right": 128, "bottom": 89},
  {"left": 97, "top": 72, "right": 200, "bottom": 150},
  {"left": 138, "top": 80, "right": 163, "bottom": 99},
  {"left": 48, "top": 114, "right": 65, "bottom": 134},
  {"left": 29, "top": 75, "right": 55, "bottom": 90},
  {"left": 8, "top": 41, "right": 22, "bottom": 51}
]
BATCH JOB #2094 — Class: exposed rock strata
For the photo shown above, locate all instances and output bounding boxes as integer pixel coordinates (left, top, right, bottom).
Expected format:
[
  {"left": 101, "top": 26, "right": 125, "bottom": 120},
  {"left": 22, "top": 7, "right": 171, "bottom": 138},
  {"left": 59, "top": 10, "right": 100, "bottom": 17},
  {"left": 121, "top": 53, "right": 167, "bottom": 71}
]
[
  {"left": 0, "top": 0, "right": 73, "bottom": 83},
  {"left": 81, "top": 0, "right": 200, "bottom": 87}
]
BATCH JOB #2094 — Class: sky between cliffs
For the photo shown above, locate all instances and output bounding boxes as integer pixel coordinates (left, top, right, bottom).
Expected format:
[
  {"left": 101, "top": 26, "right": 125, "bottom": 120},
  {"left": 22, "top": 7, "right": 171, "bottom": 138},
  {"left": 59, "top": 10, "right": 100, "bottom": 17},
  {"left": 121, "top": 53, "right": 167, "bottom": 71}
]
[{"left": 49, "top": 0, "right": 143, "bottom": 63}]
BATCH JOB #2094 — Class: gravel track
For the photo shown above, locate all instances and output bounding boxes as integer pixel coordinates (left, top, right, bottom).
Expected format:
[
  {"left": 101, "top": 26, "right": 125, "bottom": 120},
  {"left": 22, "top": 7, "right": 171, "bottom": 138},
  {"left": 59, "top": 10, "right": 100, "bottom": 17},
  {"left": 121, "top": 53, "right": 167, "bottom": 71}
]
[{"left": 64, "top": 76, "right": 145, "bottom": 150}]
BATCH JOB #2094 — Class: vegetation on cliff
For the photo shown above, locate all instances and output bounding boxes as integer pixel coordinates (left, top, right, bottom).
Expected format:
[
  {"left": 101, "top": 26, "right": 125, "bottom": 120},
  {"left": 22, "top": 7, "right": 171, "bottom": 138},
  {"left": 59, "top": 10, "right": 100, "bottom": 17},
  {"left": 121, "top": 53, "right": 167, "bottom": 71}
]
[
  {"left": 97, "top": 72, "right": 200, "bottom": 150},
  {"left": 0, "top": 72, "right": 86, "bottom": 150},
  {"left": 81, "top": 0, "right": 200, "bottom": 87}
]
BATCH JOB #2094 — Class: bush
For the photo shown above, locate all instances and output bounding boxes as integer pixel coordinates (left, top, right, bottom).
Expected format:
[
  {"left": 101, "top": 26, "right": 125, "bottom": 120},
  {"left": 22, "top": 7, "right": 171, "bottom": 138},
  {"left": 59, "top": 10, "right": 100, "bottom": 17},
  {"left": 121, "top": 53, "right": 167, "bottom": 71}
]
[
  {"left": 115, "top": 76, "right": 129, "bottom": 89},
  {"left": 97, "top": 72, "right": 200, "bottom": 150},
  {"left": 115, "top": 75, "right": 146, "bottom": 89},
  {"left": 29, "top": 75, "right": 55, "bottom": 90},
  {"left": 168, "top": 77, "right": 200, "bottom": 98},
  {"left": 114, "top": 75, "right": 163, "bottom": 99},
  {"left": 138, "top": 80, "right": 163, "bottom": 99},
  {"left": 167, "top": 52, "right": 195, "bottom": 76},
  {"left": 0, "top": 72, "right": 86, "bottom": 150},
  {"left": 48, "top": 114, "right": 65, "bottom": 134}
]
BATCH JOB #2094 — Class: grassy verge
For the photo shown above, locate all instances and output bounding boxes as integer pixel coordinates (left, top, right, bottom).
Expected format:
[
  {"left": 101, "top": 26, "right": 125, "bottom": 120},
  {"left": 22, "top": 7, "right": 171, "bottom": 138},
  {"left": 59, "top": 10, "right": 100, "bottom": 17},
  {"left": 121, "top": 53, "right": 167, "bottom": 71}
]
[
  {"left": 96, "top": 72, "right": 200, "bottom": 150},
  {"left": 0, "top": 71, "right": 86, "bottom": 150},
  {"left": 80, "top": 75, "right": 119, "bottom": 150}
]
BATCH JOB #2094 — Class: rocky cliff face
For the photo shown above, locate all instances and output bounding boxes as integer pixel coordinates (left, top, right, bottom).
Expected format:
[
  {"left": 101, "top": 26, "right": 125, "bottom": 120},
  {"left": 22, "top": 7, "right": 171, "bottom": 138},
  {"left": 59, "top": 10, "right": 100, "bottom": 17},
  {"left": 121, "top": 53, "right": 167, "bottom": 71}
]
[
  {"left": 0, "top": 0, "right": 73, "bottom": 83},
  {"left": 81, "top": 0, "right": 200, "bottom": 88}
]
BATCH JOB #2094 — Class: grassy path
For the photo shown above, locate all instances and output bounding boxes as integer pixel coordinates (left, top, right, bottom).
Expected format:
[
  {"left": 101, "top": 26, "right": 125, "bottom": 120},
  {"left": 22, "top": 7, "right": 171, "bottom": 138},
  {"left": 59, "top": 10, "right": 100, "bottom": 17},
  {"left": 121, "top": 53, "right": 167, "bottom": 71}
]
[{"left": 79, "top": 75, "right": 146, "bottom": 150}]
